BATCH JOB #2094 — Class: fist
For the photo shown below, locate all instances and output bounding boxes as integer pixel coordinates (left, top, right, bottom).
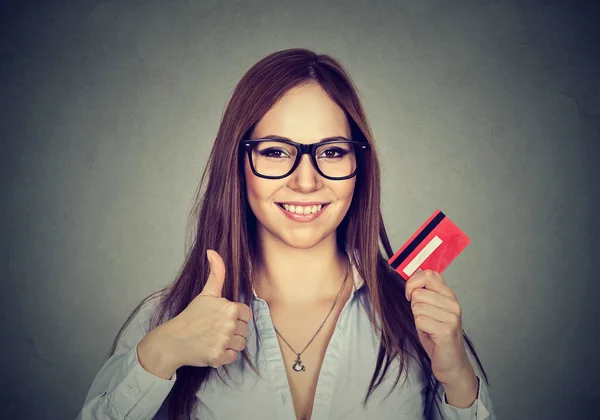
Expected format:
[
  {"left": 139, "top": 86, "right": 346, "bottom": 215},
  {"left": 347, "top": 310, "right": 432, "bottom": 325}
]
[{"left": 159, "top": 249, "right": 253, "bottom": 369}]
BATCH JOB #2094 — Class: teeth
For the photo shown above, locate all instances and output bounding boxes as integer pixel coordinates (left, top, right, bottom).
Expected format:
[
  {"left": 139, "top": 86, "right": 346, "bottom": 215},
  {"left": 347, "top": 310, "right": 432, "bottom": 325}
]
[{"left": 281, "top": 204, "right": 323, "bottom": 214}]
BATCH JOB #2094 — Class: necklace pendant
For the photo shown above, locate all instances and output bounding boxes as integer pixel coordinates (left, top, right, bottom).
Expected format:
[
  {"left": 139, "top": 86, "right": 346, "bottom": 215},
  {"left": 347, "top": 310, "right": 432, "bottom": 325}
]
[{"left": 292, "top": 356, "right": 305, "bottom": 372}]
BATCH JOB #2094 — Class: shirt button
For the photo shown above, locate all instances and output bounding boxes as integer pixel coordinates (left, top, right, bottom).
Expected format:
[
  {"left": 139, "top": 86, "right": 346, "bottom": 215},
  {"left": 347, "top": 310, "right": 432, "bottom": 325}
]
[
  {"left": 127, "top": 386, "right": 140, "bottom": 398},
  {"left": 280, "top": 394, "right": 287, "bottom": 404}
]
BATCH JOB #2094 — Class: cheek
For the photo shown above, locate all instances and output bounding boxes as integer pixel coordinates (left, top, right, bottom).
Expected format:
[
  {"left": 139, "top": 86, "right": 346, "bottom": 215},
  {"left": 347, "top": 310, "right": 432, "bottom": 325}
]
[
  {"left": 338, "top": 179, "right": 356, "bottom": 202},
  {"left": 244, "top": 160, "right": 277, "bottom": 208},
  {"left": 244, "top": 165, "right": 262, "bottom": 210},
  {"left": 329, "top": 179, "right": 356, "bottom": 220}
]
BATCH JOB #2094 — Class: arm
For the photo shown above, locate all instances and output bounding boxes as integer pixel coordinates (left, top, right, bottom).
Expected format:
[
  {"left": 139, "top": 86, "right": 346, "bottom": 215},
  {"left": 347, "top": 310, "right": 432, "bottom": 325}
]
[
  {"left": 425, "top": 348, "right": 496, "bottom": 420},
  {"left": 76, "top": 297, "right": 177, "bottom": 420}
]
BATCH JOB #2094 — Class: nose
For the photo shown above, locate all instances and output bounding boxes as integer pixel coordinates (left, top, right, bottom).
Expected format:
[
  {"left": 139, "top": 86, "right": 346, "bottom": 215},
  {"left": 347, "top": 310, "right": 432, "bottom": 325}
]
[{"left": 287, "top": 154, "right": 320, "bottom": 192}]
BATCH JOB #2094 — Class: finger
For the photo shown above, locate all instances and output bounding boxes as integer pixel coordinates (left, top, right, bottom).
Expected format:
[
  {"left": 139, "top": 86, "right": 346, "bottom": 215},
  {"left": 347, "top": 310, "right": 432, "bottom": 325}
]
[
  {"left": 411, "top": 301, "right": 460, "bottom": 324},
  {"left": 413, "top": 314, "right": 452, "bottom": 338},
  {"left": 410, "top": 288, "right": 461, "bottom": 314},
  {"left": 404, "top": 268, "right": 423, "bottom": 300},
  {"left": 224, "top": 302, "right": 253, "bottom": 324},
  {"left": 201, "top": 249, "right": 226, "bottom": 298},
  {"left": 237, "top": 304, "right": 253, "bottom": 324},
  {"left": 226, "top": 334, "right": 247, "bottom": 352},
  {"left": 206, "top": 345, "right": 239, "bottom": 368},
  {"left": 220, "top": 348, "right": 240, "bottom": 366},
  {"left": 405, "top": 269, "right": 455, "bottom": 301},
  {"left": 234, "top": 320, "right": 249, "bottom": 338}
]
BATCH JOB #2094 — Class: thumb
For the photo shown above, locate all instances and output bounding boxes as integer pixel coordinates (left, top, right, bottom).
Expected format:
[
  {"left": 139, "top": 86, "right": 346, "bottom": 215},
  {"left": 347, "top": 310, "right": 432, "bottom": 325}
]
[{"left": 200, "top": 249, "right": 226, "bottom": 298}]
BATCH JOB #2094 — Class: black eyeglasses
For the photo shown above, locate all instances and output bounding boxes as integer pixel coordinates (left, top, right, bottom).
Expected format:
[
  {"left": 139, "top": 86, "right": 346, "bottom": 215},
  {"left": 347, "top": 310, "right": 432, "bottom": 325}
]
[{"left": 240, "top": 138, "right": 370, "bottom": 180}]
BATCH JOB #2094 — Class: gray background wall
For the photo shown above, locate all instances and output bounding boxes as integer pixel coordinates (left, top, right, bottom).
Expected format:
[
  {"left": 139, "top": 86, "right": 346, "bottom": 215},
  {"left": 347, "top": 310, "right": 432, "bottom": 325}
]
[{"left": 1, "top": 0, "right": 598, "bottom": 419}]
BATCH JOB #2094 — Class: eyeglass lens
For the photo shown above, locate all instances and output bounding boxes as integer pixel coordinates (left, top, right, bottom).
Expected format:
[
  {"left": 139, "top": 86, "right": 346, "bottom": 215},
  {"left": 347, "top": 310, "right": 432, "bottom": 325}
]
[{"left": 251, "top": 141, "right": 357, "bottom": 178}]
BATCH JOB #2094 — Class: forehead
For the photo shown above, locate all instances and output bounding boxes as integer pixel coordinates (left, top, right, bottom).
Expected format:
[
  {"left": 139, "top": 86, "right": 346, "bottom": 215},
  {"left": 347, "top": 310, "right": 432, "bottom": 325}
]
[{"left": 251, "top": 83, "right": 351, "bottom": 143}]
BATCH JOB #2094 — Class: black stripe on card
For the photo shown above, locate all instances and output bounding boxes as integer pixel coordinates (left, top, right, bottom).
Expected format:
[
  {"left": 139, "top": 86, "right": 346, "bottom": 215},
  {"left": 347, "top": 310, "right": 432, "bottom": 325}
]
[{"left": 390, "top": 211, "right": 446, "bottom": 269}]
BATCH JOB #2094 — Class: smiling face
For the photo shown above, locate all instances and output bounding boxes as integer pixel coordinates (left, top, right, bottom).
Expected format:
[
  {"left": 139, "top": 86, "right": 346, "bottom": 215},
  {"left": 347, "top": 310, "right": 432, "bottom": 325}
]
[{"left": 244, "top": 82, "right": 356, "bottom": 250}]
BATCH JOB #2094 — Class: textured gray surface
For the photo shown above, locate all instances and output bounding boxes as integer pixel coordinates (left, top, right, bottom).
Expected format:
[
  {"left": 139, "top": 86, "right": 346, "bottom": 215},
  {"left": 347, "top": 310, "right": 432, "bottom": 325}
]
[{"left": 1, "top": 0, "right": 598, "bottom": 419}]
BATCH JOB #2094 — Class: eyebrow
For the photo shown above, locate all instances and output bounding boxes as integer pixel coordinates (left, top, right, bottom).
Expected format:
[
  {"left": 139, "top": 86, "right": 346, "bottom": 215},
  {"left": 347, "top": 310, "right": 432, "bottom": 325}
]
[{"left": 260, "top": 134, "right": 352, "bottom": 143}]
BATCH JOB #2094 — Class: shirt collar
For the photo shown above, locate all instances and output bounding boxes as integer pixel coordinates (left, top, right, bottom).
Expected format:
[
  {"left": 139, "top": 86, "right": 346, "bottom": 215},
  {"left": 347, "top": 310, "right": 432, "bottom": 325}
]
[{"left": 350, "top": 262, "right": 365, "bottom": 292}]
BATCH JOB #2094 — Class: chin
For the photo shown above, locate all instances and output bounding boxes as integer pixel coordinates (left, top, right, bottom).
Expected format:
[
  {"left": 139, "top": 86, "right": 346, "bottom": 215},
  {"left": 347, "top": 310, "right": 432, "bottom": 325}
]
[
  {"left": 281, "top": 238, "right": 322, "bottom": 250},
  {"left": 254, "top": 208, "right": 341, "bottom": 250},
  {"left": 278, "top": 230, "right": 335, "bottom": 250}
]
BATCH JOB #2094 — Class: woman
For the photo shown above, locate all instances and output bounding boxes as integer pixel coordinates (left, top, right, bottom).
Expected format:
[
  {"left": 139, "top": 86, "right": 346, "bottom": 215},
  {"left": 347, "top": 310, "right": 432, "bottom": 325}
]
[{"left": 77, "top": 48, "right": 495, "bottom": 420}]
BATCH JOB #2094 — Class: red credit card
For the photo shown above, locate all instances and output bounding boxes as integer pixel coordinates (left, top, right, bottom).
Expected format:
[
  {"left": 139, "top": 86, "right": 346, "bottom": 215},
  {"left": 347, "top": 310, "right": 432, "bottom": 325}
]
[{"left": 388, "top": 210, "right": 470, "bottom": 281}]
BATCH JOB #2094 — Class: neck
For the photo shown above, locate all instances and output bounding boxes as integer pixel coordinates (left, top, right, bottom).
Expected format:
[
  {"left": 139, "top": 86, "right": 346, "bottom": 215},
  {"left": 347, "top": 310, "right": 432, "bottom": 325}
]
[{"left": 252, "top": 230, "right": 350, "bottom": 305}]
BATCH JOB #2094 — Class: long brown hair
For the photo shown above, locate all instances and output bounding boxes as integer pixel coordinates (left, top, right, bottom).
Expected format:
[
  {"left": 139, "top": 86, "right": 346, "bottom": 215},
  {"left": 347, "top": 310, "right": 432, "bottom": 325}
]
[{"left": 110, "top": 48, "right": 489, "bottom": 419}]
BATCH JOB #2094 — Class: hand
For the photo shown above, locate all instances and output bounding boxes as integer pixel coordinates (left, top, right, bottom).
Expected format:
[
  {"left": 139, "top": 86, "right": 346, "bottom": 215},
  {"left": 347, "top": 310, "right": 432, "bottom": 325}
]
[
  {"left": 139, "top": 249, "right": 253, "bottom": 377},
  {"left": 404, "top": 269, "right": 474, "bottom": 385}
]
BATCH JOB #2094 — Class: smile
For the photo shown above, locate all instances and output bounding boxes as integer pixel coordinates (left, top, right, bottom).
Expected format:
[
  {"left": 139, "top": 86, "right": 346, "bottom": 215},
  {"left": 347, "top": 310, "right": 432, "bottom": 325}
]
[{"left": 276, "top": 203, "right": 329, "bottom": 222}]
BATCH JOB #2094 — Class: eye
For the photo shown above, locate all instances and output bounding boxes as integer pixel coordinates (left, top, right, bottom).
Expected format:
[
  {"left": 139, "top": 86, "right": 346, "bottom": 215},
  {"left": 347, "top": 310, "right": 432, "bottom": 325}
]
[
  {"left": 258, "top": 148, "right": 291, "bottom": 158},
  {"left": 318, "top": 147, "right": 349, "bottom": 159}
]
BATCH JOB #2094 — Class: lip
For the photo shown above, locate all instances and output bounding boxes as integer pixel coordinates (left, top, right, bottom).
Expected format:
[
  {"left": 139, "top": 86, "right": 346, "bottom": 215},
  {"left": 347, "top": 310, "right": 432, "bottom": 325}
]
[
  {"left": 276, "top": 201, "right": 329, "bottom": 206},
  {"left": 276, "top": 203, "right": 329, "bottom": 223}
]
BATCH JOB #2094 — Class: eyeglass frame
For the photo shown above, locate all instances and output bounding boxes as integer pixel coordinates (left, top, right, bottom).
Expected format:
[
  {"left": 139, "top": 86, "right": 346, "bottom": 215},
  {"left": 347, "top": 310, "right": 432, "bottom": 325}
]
[{"left": 240, "top": 138, "right": 371, "bottom": 180}]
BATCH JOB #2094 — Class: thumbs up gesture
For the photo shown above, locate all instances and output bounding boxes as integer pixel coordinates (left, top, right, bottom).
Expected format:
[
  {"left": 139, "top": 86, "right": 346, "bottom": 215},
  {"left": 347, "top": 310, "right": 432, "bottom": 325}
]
[{"left": 137, "top": 250, "right": 253, "bottom": 378}]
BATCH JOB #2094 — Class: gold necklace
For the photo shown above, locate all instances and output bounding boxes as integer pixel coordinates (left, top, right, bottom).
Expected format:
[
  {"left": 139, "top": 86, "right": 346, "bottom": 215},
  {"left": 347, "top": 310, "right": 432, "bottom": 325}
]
[{"left": 272, "top": 261, "right": 350, "bottom": 372}]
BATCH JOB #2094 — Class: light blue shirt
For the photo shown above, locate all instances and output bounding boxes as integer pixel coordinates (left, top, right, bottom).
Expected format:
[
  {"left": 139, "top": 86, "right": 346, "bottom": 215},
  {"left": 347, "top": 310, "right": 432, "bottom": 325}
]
[{"left": 77, "top": 263, "right": 495, "bottom": 420}]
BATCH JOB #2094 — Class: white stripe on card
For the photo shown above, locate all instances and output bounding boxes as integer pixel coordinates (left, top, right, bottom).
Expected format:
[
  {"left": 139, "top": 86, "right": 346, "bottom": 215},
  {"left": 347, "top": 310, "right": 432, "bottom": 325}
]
[{"left": 402, "top": 235, "right": 443, "bottom": 277}]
